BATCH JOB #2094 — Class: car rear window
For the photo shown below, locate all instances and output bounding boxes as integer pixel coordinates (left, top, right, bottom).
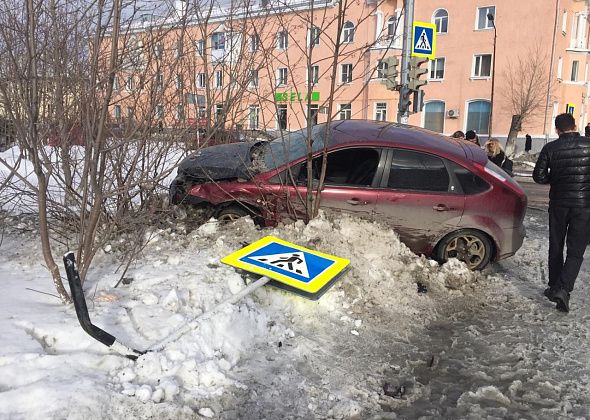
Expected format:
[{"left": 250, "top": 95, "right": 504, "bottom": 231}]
[
  {"left": 388, "top": 149, "right": 450, "bottom": 192},
  {"left": 450, "top": 162, "right": 490, "bottom": 195}
]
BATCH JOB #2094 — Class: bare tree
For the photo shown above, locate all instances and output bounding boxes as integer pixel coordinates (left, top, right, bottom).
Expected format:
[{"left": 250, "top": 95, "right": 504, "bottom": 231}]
[{"left": 501, "top": 44, "right": 553, "bottom": 156}]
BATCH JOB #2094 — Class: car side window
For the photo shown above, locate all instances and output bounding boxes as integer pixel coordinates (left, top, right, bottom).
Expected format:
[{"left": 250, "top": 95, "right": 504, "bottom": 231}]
[
  {"left": 449, "top": 161, "right": 490, "bottom": 194},
  {"left": 388, "top": 149, "right": 450, "bottom": 192},
  {"left": 300, "top": 148, "right": 381, "bottom": 186}
]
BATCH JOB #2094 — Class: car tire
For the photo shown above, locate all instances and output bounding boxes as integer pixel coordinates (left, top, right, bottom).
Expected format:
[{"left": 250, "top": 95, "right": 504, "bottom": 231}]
[
  {"left": 435, "top": 229, "right": 493, "bottom": 270},
  {"left": 216, "top": 205, "right": 251, "bottom": 223}
]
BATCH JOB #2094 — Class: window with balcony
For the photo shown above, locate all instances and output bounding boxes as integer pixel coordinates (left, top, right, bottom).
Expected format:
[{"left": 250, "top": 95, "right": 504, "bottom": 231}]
[
  {"left": 433, "top": 9, "right": 448, "bottom": 33},
  {"left": 476, "top": 6, "right": 495, "bottom": 30},
  {"left": 375, "top": 103, "right": 387, "bottom": 121},
  {"left": 277, "top": 67, "right": 288, "bottom": 86},
  {"left": 277, "top": 30, "right": 288, "bottom": 49},
  {"left": 339, "top": 104, "right": 352, "bottom": 120},
  {"left": 429, "top": 57, "right": 445, "bottom": 80},
  {"left": 341, "top": 63, "right": 353, "bottom": 83},
  {"left": 473, "top": 54, "right": 492, "bottom": 77},
  {"left": 342, "top": 21, "right": 355, "bottom": 43}
]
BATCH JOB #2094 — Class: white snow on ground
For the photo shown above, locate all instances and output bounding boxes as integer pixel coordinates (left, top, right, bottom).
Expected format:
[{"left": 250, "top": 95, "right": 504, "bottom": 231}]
[{"left": 2, "top": 207, "right": 590, "bottom": 419}]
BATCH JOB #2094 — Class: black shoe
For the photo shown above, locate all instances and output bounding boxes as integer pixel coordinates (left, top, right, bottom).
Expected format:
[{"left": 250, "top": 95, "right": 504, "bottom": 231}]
[
  {"left": 544, "top": 288, "right": 559, "bottom": 302},
  {"left": 554, "top": 289, "right": 570, "bottom": 313}
]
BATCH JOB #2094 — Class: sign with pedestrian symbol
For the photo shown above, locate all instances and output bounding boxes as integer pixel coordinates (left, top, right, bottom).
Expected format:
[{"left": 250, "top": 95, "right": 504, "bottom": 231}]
[
  {"left": 221, "top": 236, "right": 349, "bottom": 299},
  {"left": 412, "top": 21, "right": 436, "bottom": 59}
]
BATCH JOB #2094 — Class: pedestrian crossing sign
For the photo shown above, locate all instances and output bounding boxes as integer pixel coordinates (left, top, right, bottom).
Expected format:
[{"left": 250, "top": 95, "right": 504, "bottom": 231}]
[
  {"left": 412, "top": 22, "right": 436, "bottom": 59},
  {"left": 221, "top": 236, "right": 350, "bottom": 300}
]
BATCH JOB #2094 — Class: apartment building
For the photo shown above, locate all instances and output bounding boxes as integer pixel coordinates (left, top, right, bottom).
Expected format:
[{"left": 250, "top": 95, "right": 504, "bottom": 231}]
[{"left": 111, "top": 0, "right": 590, "bottom": 142}]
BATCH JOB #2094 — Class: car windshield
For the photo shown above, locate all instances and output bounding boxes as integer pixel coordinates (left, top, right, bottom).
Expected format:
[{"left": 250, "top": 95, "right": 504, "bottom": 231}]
[{"left": 260, "top": 125, "right": 329, "bottom": 170}]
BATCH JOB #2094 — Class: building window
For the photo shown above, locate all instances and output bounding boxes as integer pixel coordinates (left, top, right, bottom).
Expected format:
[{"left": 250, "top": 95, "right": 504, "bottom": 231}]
[
  {"left": 155, "top": 43, "right": 163, "bottom": 59},
  {"left": 127, "top": 106, "right": 134, "bottom": 121},
  {"left": 277, "top": 68, "right": 288, "bottom": 86},
  {"left": 571, "top": 14, "right": 587, "bottom": 49},
  {"left": 342, "top": 21, "right": 355, "bottom": 43},
  {"left": 307, "top": 104, "right": 319, "bottom": 125},
  {"left": 114, "top": 105, "right": 121, "bottom": 122},
  {"left": 339, "top": 104, "right": 352, "bottom": 120},
  {"left": 175, "top": 40, "right": 183, "bottom": 58},
  {"left": 215, "top": 104, "right": 224, "bottom": 121},
  {"left": 473, "top": 54, "right": 492, "bottom": 77},
  {"left": 562, "top": 10, "right": 568, "bottom": 33},
  {"left": 176, "top": 74, "right": 183, "bottom": 90},
  {"left": 423, "top": 101, "right": 445, "bottom": 133},
  {"left": 249, "top": 70, "right": 259, "bottom": 88},
  {"left": 429, "top": 57, "right": 445, "bottom": 80},
  {"left": 375, "top": 102, "right": 387, "bottom": 121},
  {"left": 156, "top": 104, "right": 164, "bottom": 120},
  {"left": 308, "top": 65, "right": 319, "bottom": 85},
  {"left": 571, "top": 60, "right": 579, "bottom": 81},
  {"left": 387, "top": 16, "right": 397, "bottom": 38},
  {"left": 250, "top": 34, "right": 260, "bottom": 52},
  {"left": 215, "top": 70, "right": 223, "bottom": 87},
  {"left": 341, "top": 63, "right": 353, "bottom": 83},
  {"left": 212, "top": 32, "right": 225, "bottom": 50},
  {"left": 477, "top": 6, "right": 495, "bottom": 30},
  {"left": 126, "top": 76, "right": 134, "bottom": 91},
  {"left": 249, "top": 106, "right": 259, "bottom": 129},
  {"left": 466, "top": 100, "right": 491, "bottom": 134},
  {"left": 309, "top": 26, "right": 320, "bottom": 47},
  {"left": 113, "top": 76, "right": 120, "bottom": 90},
  {"left": 196, "top": 39, "right": 205, "bottom": 55},
  {"left": 176, "top": 104, "right": 185, "bottom": 120},
  {"left": 197, "top": 72, "right": 206, "bottom": 88},
  {"left": 277, "top": 104, "right": 287, "bottom": 130},
  {"left": 277, "top": 30, "right": 288, "bottom": 49},
  {"left": 557, "top": 56, "right": 563, "bottom": 79},
  {"left": 156, "top": 73, "right": 164, "bottom": 90},
  {"left": 376, "top": 60, "right": 388, "bottom": 79},
  {"left": 433, "top": 9, "right": 448, "bottom": 34}
]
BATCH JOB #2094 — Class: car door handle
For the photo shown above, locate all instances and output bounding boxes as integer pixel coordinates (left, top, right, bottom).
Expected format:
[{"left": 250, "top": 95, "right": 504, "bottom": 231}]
[
  {"left": 347, "top": 199, "right": 368, "bottom": 205},
  {"left": 433, "top": 204, "right": 450, "bottom": 211}
]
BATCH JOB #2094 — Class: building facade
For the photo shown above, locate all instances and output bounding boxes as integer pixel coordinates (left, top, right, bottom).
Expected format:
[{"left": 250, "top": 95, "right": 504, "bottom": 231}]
[{"left": 110, "top": 0, "right": 590, "bottom": 144}]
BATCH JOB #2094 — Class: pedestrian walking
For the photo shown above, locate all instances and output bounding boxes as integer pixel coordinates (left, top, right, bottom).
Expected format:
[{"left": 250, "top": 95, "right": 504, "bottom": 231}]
[
  {"left": 525, "top": 134, "right": 532, "bottom": 153},
  {"left": 485, "top": 138, "right": 513, "bottom": 175},
  {"left": 585, "top": 122, "right": 590, "bottom": 137},
  {"left": 533, "top": 113, "right": 590, "bottom": 313},
  {"left": 465, "top": 130, "right": 481, "bottom": 146},
  {"left": 451, "top": 130, "right": 465, "bottom": 140}
]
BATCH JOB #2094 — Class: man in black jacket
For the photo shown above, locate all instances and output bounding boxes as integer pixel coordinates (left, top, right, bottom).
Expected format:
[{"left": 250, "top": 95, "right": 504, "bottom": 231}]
[{"left": 533, "top": 113, "right": 590, "bottom": 312}]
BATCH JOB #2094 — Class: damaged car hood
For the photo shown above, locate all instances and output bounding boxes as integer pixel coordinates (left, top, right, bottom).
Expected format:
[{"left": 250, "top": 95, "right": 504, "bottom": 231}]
[{"left": 178, "top": 142, "right": 259, "bottom": 180}]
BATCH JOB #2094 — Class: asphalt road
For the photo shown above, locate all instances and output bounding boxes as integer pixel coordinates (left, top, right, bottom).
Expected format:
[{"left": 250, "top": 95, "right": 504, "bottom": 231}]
[{"left": 515, "top": 175, "right": 550, "bottom": 210}]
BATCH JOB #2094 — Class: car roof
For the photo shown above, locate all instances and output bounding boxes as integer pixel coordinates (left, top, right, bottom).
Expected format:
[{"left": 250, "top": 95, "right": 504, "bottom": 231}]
[{"left": 325, "top": 119, "right": 470, "bottom": 161}]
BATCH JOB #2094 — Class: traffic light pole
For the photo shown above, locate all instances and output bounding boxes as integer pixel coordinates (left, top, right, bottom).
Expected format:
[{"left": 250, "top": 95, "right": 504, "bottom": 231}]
[{"left": 397, "top": 0, "right": 415, "bottom": 124}]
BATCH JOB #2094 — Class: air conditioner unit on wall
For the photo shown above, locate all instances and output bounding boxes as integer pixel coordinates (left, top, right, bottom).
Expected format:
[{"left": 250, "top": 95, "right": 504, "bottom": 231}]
[{"left": 447, "top": 109, "right": 460, "bottom": 118}]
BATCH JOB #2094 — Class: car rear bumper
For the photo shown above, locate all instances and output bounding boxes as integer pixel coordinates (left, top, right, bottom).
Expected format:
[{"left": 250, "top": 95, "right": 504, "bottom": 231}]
[{"left": 496, "top": 223, "right": 526, "bottom": 260}]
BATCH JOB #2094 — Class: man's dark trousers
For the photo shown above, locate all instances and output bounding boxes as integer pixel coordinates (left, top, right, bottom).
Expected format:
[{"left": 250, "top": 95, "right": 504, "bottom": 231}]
[{"left": 548, "top": 206, "right": 590, "bottom": 292}]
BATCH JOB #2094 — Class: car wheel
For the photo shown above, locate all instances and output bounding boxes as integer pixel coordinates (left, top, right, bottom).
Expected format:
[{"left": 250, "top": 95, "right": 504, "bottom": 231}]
[
  {"left": 216, "top": 206, "right": 251, "bottom": 223},
  {"left": 436, "top": 229, "right": 493, "bottom": 270}
]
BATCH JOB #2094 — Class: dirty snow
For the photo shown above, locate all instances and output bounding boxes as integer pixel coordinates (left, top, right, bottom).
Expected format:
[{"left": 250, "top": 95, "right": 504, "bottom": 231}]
[{"left": 1, "top": 205, "right": 590, "bottom": 419}]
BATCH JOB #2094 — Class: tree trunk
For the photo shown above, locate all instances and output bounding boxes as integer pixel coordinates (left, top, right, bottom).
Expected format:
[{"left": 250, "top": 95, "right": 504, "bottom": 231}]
[{"left": 504, "top": 114, "right": 522, "bottom": 157}]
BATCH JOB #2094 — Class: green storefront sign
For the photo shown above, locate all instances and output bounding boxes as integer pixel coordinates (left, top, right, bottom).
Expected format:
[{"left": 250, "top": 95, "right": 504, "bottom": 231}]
[{"left": 275, "top": 91, "right": 320, "bottom": 102}]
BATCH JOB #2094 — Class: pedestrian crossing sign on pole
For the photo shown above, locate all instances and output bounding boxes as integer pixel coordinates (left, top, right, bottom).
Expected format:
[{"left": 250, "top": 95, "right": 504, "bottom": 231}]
[
  {"left": 412, "top": 22, "right": 436, "bottom": 59},
  {"left": 221, "top": 236, "right": 350, "bottom": 300}
]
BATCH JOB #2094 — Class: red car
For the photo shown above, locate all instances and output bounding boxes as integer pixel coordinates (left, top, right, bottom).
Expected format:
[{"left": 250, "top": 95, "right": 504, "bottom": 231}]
[{"left": 170, "top": 120, "right": 526, "bottom": 270}]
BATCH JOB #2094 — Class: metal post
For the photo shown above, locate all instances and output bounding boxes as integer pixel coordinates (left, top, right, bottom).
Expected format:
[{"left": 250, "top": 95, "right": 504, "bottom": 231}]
[
  {"left": 397, "top": 0, "right": 415, "bottom": 124},
  {"left": 488, "top": 13, "right": 497, "bottom": 137}
]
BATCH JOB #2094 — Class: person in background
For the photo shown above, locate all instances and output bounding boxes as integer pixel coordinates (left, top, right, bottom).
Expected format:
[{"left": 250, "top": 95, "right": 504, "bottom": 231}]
[
  {"left": 525, "top": 134, "right": 532, "bottom": 153},
  {"left": 533, "top": 113, "right": 590, "bottom": 313},
  {"left": 485, "top": 138, "right": 513, "bottom": 175},
  {"left": 465, "top": 130, "right": 481, "bottom": 146},
  {"left": 451, "top": 130, "right": 465, "bottom": 140},
  {"left": 585, "top": 122, "right": 590, "bottom": 137}
]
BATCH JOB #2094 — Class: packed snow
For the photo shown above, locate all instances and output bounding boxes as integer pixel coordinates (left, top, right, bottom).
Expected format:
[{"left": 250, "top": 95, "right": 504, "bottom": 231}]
[{"left": 2, "top": 203, "right": 590, "bottom": 419}]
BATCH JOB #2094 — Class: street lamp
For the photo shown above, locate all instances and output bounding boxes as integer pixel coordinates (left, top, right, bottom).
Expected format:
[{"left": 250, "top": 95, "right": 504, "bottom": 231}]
[{"left": 487, "top": 12, "right": 497, "bottom": 137}]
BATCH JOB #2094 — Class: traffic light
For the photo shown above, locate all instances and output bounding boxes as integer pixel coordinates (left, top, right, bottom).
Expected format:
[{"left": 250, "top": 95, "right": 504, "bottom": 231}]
[
  {"left": 398, "top": 86, "right": 412, "bottom": 115},
  {"left": 408, "top": 56, "right": 429, "bottom": 91},
  {"left": 383, "top": 56, "right": 399, "bottom": 91},
  {"left": 412, "top": 89, "right": 425, "bottom": 113}
]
